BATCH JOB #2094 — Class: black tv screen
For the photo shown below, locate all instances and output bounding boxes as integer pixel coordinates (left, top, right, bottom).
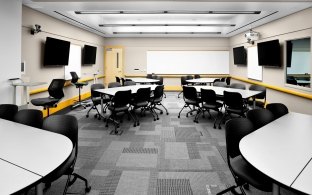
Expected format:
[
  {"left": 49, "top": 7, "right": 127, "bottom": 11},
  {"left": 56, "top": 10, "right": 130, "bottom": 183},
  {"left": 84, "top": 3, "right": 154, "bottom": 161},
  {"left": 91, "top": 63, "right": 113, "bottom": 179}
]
[
  {"left": 233, "top": 46, "right": 247, "bottom": 65},
  {"left": 44, "top": 37, "right": 70, "bottom": 66},
  {"left": 257, "top": 39, "right": 281, "bottom": 66},
  {"left": 83, "top": 45, "right": 97, "bottom": 65}
]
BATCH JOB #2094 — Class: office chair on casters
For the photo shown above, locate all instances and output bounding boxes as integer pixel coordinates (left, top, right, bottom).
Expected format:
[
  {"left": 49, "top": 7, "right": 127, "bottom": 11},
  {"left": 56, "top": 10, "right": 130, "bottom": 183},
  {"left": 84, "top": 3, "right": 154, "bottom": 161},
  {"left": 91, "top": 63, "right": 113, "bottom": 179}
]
[
  {"left": 0, "top": 104, "right": 18, "bottom": 121},
  {"left": 217, "top": 118, "right": 272, "bottom": 195},
  {"left": 246, "top": 109, "right": 274, "bottom": 130},
  {"left": 31, "top": 79, "right": 65, "bottom": 116},
  {"left": 86, "top": 83, "right": 110, "bottom": 120},
  {"left": 150, "top": 85, "right": 169, "bottom": 115},
  {"left": 42, "top": 115, "right": 91, "bottom": 194},
  {"left": 178, "top": 86, "right": 202, "bottom": 123},
  {"left": 178, "top": 76, "right": 188, "bottom": 98},
  {"left": 14, "top": 109, "right": 43, "bottom": 129},
  {"left": 266, "top": 103, "right": 289, "bottom": 120},
  {"left": 70, "top": 72, "right": 89, "bottom": 109}
]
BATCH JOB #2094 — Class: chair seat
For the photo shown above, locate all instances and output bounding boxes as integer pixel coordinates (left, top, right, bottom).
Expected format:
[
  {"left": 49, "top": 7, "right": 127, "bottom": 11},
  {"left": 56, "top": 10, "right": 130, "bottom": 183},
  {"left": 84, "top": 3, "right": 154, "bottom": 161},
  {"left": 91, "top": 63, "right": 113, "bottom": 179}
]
[
  {"left": 185, "top": 98, "right": 198, "bottom": 105},
  {"left": 108, "top": 105, "right": 129, "bottom": 112},
  {"left": 31, "top": 97, "right": 59, "bottom": 107},
  {"left": 74, "top": 82, "right": 88, "bottom": 87},
  {"left": 227, "top": 107, "right": 249, "bottom": 115},
  {"left": 230, "top": 155, "right": 272, "bottom": 192},
  {"left": 133, "top": 101, "right": 149, "bottom": 107},
  {"left": 203, "top": 102, "right": 222, "bottom": 110}
]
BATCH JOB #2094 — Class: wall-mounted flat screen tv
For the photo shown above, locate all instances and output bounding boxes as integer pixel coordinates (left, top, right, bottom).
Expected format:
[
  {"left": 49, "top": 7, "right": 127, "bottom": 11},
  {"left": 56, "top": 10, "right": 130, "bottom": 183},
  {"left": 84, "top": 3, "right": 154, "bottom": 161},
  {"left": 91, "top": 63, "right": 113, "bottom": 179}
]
[
  {"left": 233, "top": 46, "right": 247, "bottom": 65},
  {"left": 257, "top": 39, "right": 281, "bottom": 67},
  {"left": 83, "top": 45, "right": 97, "bottom": 65},
  {"left": 43, "top": 37, "right": 70, "bottom": 66}
]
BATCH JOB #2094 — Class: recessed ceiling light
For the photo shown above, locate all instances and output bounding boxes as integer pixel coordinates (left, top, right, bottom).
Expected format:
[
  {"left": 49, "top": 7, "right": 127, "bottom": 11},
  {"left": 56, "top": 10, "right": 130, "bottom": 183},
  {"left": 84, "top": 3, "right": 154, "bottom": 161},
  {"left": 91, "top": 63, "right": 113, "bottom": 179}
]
[
  {"left": 99, "top": 24, "right": 235, "bottom": 27},
  {"left": 75, "top": 11, "right": 261, "bottom": 15}
]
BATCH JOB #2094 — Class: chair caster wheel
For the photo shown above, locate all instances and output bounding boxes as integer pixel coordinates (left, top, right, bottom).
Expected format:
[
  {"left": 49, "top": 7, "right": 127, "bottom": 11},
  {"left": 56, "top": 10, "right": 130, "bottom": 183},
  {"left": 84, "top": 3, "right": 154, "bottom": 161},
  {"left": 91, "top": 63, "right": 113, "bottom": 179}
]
[
  {"left": 105, "top": 125, "right": 108, "bottom": 127},
  {"left": 218, "top": 126, "right": 221, "bottom": 129},
  {"left": 160, "top": 111, "right": 163, "bottom": 114},
  {"left": 213, "top": 125, "right": 216, "bottom": 129},
  {"left": 134, "top": 124, "right": 136, "bottom": 127},
  {"left": 190, "top": 113, "right": 193, "bottom": 115},
  {"left": 157, "top": 118, "right": 159, "bottom": 120},
  {"left": 166, "top": 113, "right": 169, "bottom": 115},
  {"left": 137, "top": 122, "right": 140, "bottom": 126},
  {"left": 154, "top": 118, "right": 156, "bottom": 121},
  {"left": 178, "top": 115, "right": 180, "bottom": 118},
  {"left": 85, "top": 186, "right": 91, "bottom": 192},
  {"left": 86, "top": 115, "right": 89, "bottom": 118}
]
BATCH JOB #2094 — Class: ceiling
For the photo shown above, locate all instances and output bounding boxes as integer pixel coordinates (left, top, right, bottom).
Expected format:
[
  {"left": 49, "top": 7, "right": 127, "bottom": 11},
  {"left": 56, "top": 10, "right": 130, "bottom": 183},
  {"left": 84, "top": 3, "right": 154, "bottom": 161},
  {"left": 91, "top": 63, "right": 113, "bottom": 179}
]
[{"left": 22, "top": 0, "right": 312, "bottom": 38}]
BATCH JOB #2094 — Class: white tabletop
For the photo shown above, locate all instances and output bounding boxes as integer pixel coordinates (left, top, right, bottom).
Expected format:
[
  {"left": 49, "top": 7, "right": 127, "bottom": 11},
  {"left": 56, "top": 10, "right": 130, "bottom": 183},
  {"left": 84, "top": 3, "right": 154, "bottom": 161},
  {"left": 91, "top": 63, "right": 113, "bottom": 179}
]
[
  {"left": 127, "top": 78, "right": 159, "bottom": 83},
  {"left": 0, "top": 159, "right": 41, "bottom": 194},
  {"left": 292, "top": 159, "right": 312, "bottom": 194},
  {"left": 239, "top": 112, "right": 312, "bottom": 192},
  {"left": 12, "top": 82, "right": 46, "bottom": 87},
  {"left": 296, "top": 80, "right": 310, "bottom": 84},
  {"left": 193, "top": 85, "right": 261, "bottom": 99},
  {"left": 0, "top": 119, "right": 72, "bottom": 176},
  {"left": 96, "top": 84, "right": 158, "bottom": 96},
  {"left": 186, "top": 78, "right": 217, "bottom": 83}
]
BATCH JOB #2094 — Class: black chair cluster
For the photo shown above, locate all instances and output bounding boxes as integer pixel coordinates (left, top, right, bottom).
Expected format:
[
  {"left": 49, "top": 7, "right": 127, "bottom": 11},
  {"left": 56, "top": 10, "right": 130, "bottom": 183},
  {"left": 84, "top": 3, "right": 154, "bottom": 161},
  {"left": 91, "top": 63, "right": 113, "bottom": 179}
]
[
  {"left": 115, "top": 76, "right": 133, "bottom": 86},
  {"left": 0, "top": 107, "right": 91, "bottom": 194}
]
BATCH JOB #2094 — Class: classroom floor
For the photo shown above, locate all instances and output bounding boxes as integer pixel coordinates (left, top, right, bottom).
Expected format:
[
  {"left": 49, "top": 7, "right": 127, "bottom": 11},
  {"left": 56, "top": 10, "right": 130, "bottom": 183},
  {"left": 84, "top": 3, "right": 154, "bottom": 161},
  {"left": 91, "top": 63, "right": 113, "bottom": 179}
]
[{"left": 29, "top": 92, "right": 299, "bottom": 195}]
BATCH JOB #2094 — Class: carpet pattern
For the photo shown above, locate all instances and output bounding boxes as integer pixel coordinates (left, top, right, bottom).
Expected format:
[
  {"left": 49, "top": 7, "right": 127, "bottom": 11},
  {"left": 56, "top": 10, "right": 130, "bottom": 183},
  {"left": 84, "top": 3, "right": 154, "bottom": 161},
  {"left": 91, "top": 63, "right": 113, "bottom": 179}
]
[{"left": 28, "top": 92, "right": 300, "bottom": 195}]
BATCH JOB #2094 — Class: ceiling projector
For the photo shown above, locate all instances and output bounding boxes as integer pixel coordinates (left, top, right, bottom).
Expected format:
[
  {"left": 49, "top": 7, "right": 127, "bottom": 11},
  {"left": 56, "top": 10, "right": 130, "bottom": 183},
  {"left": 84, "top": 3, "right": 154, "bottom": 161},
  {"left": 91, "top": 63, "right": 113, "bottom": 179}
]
[{"left": 245, "top": 30, "right": 259, "bottom": 44}]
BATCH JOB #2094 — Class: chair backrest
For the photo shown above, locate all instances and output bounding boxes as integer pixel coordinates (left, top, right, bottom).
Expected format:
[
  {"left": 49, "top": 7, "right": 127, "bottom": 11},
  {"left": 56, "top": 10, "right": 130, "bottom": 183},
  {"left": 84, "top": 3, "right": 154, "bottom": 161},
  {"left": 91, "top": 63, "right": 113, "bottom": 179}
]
[
  {"left": 48, "top": 79, "right": 66, "bottom": 99},
  {"left": 186, "top": 75, "right": 193, "bottom": 80},
  {"left": 230, "top": 83, "right": 246, "bottom": 90},
  {"left": 146, "top": 74, "right": 152, "bottom": 79},
  {"left": 0, "top": 104, "right": 18, "bottom": 121},
  {"left": 183, "top": 86, "right": 197, "bottom": 101},
  {"left": 181, "top": 76, "right": 187, "bottom": 85},
  {"left": 225, "top": 118, "right": 255, "bottom": 159},
  {"left": 43, "top": 115, "right": 78, "bottom": 151},
  {"left": 108, "top": 82, "right": 122, "bottom": 88},
  {"left": 223, "top": 91, "right": 244, "bottom": 109},
  {"left": 113, "top": 90, "right": 131, "bottom": 107},
  {"left": 14, "top": 109, "right": 43, "bottom": 129},
  {"left": 287, "top": 77, "right": 297, "bottom": 85},
  {"left": 124, "top": 80, "right": 136, "bottom": 86},
  {"left": 266, "top": 103, "right": 289, "bottom": 120},
  {"left": 225, "top": 77, "right": 231, "bottom": 85},
  {"left": 213, "top": 79, "right": 221, "bottom": 83},
  {"left": 194, "top": 74, "right": 200, "bottom": 79},
  {"left": 201, "top": 89, "right": 217, "bottom": 104},
  {"left": 153, "top": 85, "right": 164, "bottom": 100},
  {"left": 134, "top": 87, "right": 151, "bottom": 103},
  {"left": 156, "top": 76, "right": 163, "bottom": 85},
  {"left": 249, "top": 84, "right": 266, "bottom": 99},
  {"left": 115, "top": 76, "right": 121, "bottom": 83},
  {"left": 91, "top": 83, "right": 104, "bottom": 98},
  {"left": 213, "top": 81, "right": 227, "bottom": 87},
  {"left": 220, "top": 77, "right": 226, "bottom": 82},
  {"left": 247, "top": 109, "right": 274, "bottom": 130},
  {"left": 70, "top": 72, "right": 79, "bottom": 83}
]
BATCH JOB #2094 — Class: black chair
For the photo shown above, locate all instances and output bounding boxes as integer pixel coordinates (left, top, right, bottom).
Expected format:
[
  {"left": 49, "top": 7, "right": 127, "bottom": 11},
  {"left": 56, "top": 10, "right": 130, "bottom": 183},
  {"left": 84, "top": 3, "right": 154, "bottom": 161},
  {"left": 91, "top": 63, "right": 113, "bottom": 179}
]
[
  {"left": 150, "top": 85, "right": 169, "bottom": 115},
  {"left": 194, "top": 74, "right": 201, "bottom": 79},
  {"left": 246, "top": 109, "right": 274, "bottom": 130},
  {"left": 42, "top": 115, "right": 91, "bottom": 194},
  {"left": 106, "top": 90, "right": 135, "bottom": 134},
  {"left": 287, "top": 76, "right": 297, "bottom": 85},
  {"left": 115, "top": 76, "right": 121, "bottom": 84},
  {"left": 146, "top": 74, "right": 153, "bottom": 79},
  {"left": 14, "top": 109, "right": 43, "bottom": 129},
  {"left": 230, "top": 83, "right": 246, "bottom": 90},
  {"left": 186, "top": 75, "right": 193, "bottom": 80},
  {"left": 248, "top": 84, "right": 266, "bottom": 108},
  {"left": 218, "top": 91, "right": 249, "bottom": 129},
  {"left": 199, "top": 89, "right": 223, "bottom": 128},
  {"left": 225, "top": 77, "right": 231, "bottom": 85},
  {"left": 70, "top": 72, "right": 89, "bottom": 109},
  {"left": 121, "top": 78, "right": 132, "bottom": 86},
  {"left": 131, "top": 87, "right": 156, "bottom": 126},
  {"left": 155, "top": 76, "right": 166, "bottom": 98},
  {"left": 178, "top": 86, "right": 201, "bottom": 123},
  {"left": 124, "top": 80, "right": 136, "bottom": 86},
  {"left": 108, "top": 82, "right": 122, "bottom": 88},
  {"left": 266, "top": 103, "right": 289, "bottom": 120},
  {"left": 86, "top": 84, "right": 110, "bottom": 119},
  {"left": 213, "top": 81, "right": 228, "bottom": 87},
  {"left": 0, "top": 104, "right": 18, "bottom": 121},
  {"left": 220, "top": 77, "right": 226, "bottom": 82},
  {"left": 31, "top": 79, "right": 66, "bottom": 116},
  {"left": 178, "top": 76, "right": 188, "bottom": 98},
  {"left": 217, "top": 118, "right": 272, "bottom": 195}
]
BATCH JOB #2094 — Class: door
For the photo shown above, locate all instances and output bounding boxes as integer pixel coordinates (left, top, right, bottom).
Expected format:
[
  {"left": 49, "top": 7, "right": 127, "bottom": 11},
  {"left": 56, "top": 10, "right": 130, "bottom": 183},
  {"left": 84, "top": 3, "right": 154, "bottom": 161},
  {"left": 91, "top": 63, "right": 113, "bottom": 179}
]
[{"left": 104, "top": 46, "right": 123, "bottom": 86}]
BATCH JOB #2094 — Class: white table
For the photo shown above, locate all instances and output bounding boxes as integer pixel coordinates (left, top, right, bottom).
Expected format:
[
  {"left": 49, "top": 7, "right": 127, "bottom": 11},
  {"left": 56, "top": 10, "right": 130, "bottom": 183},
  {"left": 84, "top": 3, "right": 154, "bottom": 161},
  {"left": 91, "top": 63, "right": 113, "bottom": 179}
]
[
  {"left": 126, "top": 78, "right": 159, "bottom": 84},
  {"left": 0, "top": 118, "right": 73, "bottom": 195},
  {"left": 239, "top": 112, "right": 312, "bottom": 195},
  {"left": 11, "top": 81, "right": 46, "bottom": 105},
  {"left": 193, "top": 85, "right": 261, "bottom": 98},
  {"left": 186, "top": 78, "right": 217, "bottom": 85}
]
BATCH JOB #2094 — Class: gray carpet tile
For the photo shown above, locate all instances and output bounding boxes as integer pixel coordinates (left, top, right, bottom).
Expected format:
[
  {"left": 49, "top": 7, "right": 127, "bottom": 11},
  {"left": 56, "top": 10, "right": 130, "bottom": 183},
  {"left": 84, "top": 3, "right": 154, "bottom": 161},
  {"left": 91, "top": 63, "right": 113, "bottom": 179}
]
[{"left": 26, "top": 92, "right": 300, "bottom": 195}]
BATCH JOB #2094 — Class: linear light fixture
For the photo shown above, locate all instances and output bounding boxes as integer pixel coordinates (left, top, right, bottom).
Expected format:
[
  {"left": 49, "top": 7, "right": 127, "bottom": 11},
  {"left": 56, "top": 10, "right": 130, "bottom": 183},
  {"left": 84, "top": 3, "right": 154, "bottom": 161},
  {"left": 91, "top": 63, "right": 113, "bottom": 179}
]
[
  {"left": 99, "top": 24, "right": 235, "bottom": 27},
  {"left": 75, "top": 11, "right": 261, "bottom": 15},
  {"left": 113, "top": 32, "right": 221, "bottom": 35}
]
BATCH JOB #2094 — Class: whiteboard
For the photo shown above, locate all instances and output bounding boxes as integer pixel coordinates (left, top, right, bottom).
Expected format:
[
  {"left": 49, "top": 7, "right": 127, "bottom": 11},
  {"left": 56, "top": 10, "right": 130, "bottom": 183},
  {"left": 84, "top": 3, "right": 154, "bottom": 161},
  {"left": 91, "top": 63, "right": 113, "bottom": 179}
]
[
  {"left": 147, "top": 51, "right": 229, "bottom": 74},
  {"left": 64, "top": 44, "right": 81, "bottom": 80},
  {"left": 247, "top": 47, "right": 262, "bottom": 81}
]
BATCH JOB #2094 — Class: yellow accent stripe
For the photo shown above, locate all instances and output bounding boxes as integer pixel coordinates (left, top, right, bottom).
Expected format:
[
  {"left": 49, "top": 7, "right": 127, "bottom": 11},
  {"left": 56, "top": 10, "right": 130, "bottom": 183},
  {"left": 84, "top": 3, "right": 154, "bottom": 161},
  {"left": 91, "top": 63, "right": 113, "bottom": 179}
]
[
  {"left": 41, "top": 92, "right": 91, "bottom": 118},
  {"left": 29, "top": 74, "right": 105, "bottom": 95},
  {"left": 164, "top": 85, "right": 182, "bottom": 91},
  {"left": 232, "top": 76, "right": 312, "bottom": 100}
]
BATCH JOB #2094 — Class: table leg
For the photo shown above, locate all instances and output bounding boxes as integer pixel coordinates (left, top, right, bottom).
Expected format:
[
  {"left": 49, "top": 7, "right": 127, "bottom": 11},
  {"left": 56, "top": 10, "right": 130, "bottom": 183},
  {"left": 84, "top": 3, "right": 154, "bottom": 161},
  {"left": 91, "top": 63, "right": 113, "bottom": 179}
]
[
  {"left": 101, "top": 95, "right": 104, "bottom": 114},
  {"left": 273, "top": 183, "right": 280, "bottom": 195},
  {"left": 36, "top": 183, "right": 44, "bottom": 195},
  {"left": 253, "top": 97, "right": 256, "bottom": 109}
]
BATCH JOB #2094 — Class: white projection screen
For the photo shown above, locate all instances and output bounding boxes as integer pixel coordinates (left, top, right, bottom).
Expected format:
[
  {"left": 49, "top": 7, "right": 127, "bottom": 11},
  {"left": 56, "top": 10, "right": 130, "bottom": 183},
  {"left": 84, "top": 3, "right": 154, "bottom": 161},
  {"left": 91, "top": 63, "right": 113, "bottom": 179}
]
[{"left": 147, "top": 51, "right": 229, "bottom": 74}]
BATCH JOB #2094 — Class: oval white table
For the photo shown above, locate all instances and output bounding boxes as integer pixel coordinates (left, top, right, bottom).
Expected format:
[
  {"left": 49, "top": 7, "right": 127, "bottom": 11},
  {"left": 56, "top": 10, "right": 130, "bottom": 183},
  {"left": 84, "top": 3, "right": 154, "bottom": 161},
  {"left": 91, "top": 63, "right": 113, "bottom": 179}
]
[
  {"left": 239, "top": 112, "right": 312, "bottom": 194},
  {"left": 126, "top": 77, "right": 159, "bottom": 84},
  {"left": 186, "top": 78, "right": 217, "bottom": 85},
  {"left": 0, "top": 118, "right": 73, "bottom": 195}
]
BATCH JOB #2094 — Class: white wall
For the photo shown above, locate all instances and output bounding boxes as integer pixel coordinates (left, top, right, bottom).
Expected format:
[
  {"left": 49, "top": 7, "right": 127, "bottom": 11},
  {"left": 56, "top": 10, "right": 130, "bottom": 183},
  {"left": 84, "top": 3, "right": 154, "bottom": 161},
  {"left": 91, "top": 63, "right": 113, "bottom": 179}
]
[{"left": 0, "top": 0, "right": 22, "bottom": 104}]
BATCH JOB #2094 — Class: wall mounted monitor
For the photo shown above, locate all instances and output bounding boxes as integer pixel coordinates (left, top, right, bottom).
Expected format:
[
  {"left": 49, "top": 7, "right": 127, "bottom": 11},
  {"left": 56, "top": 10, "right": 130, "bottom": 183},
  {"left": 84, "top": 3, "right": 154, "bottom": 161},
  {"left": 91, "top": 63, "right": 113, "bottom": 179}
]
[
  {"left": 233, "top": 46, "right": 247, "bottom": 65},
  {"left": 43, "top": 37, "right": 70, "bottom": 66},
  {"left": 82, "top": 45, "right": 97, "bottom": 65},
  {"left": 257, "top": 39, "right": 281, "bottom": 67}
]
